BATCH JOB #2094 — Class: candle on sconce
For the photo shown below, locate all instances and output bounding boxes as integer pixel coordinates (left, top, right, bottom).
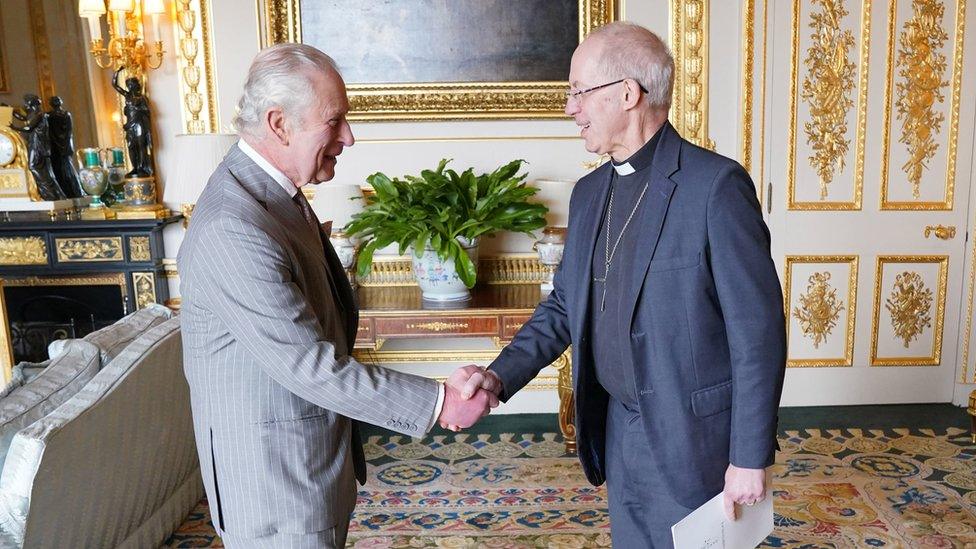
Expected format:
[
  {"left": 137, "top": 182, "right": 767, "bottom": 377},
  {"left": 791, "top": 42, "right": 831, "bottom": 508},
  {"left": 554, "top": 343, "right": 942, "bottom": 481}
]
[
  {"left": 143, "top": 0, "right": 165, "bottom": 42},
  {"left": 86, "top": 17, "right": 102, "bottom": 41},
  {"left": 78, "top": 0, "right": 104, "bottom": 41}
]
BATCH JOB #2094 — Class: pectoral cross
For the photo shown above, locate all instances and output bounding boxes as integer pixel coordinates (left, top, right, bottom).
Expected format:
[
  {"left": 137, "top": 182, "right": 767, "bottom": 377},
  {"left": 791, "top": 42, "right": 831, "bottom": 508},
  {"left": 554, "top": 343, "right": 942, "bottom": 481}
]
[{"left": 593, "top": 275, "right": 608, "bottom": 312}]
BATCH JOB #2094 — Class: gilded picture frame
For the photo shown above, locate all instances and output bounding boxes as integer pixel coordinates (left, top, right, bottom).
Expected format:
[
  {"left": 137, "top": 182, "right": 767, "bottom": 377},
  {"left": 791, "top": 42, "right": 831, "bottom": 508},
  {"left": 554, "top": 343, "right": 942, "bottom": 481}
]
[{"left": 263, "top": 0, "right": 615, "bottom": 121}]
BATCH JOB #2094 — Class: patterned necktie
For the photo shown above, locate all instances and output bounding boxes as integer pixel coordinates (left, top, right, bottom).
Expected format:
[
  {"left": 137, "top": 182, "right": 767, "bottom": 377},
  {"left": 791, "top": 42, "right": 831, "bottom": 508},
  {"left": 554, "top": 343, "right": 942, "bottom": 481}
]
[
  {"left": 293, "top": 190, "right": 320, "bottom": 234},
  {"left": 293, "top": 187, "right": 345, "bottom": 313}
]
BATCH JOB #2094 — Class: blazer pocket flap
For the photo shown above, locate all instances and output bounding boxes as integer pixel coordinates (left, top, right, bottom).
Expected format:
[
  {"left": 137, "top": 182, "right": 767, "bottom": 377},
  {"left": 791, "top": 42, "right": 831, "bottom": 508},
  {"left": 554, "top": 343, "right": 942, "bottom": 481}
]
[
  {"left": 648, "top": 252, "right": 701, "bottom": 273},
  {"left": 691, "top": 379, "right": 733, "bottom": 417}
]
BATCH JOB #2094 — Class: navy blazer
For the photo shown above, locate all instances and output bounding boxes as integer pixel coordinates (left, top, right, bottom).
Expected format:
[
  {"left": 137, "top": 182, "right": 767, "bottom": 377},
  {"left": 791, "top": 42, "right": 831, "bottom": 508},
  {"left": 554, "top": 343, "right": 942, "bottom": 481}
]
[{"left": 489, "top": 121, "right": 786, "bottom": 509}]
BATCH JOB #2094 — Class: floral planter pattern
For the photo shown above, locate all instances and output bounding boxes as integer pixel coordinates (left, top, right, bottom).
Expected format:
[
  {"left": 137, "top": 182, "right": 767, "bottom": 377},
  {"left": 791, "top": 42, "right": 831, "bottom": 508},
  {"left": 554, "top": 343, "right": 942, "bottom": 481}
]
[{"left": 411, "top": 238, "right": 478, "bottom": 301}]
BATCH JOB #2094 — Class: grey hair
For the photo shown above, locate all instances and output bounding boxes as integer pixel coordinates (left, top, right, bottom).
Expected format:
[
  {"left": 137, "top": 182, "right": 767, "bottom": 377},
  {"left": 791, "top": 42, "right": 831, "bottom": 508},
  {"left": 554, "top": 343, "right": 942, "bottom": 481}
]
[
  {"left": 588, "top": 22, "right": 674, "bottom": 110},
  {"left": 233, "top": 43, "right": 339, "bottom": 137}
]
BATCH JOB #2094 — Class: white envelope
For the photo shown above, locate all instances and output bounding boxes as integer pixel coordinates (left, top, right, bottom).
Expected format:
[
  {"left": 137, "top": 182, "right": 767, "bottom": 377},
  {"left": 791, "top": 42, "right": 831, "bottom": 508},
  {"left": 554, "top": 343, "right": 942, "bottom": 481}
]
[{"left": 670, "top": 489, "right": 773, "bottom": 549}]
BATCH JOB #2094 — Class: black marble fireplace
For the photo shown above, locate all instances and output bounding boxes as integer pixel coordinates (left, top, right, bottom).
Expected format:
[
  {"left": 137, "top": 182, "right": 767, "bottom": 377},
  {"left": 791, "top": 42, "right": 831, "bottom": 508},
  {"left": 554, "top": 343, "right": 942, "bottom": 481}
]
[{"left": 0, "top": 216, "right": 180, "bottom": 370}]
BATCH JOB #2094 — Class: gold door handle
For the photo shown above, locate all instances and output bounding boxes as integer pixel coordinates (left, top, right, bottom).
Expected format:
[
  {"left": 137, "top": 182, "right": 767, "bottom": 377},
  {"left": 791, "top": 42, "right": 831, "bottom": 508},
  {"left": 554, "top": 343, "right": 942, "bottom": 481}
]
[{"left": 924, "top": 225, "right": 956, "bottom": 240}]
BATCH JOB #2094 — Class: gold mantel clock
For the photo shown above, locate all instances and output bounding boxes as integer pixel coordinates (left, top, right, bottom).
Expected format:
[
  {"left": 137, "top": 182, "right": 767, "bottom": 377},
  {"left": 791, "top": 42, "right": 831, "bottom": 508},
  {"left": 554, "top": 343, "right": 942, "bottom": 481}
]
[{"left": 0, "top": 125, "right": 39, "bottom": 201}]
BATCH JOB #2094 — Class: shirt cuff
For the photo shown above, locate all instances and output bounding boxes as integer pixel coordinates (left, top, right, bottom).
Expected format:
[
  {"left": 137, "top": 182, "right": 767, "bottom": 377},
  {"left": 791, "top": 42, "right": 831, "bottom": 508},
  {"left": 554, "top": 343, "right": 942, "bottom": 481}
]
[{"left": 427, "top": 382, "right": 446, "bottom": 432}]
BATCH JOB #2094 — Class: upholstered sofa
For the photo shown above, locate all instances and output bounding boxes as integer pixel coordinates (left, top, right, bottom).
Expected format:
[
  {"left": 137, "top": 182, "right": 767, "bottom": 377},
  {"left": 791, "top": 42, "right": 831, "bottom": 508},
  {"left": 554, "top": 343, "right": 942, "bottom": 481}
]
[{"left": 0, "top": 307, "right": 200, "bottom": 548}]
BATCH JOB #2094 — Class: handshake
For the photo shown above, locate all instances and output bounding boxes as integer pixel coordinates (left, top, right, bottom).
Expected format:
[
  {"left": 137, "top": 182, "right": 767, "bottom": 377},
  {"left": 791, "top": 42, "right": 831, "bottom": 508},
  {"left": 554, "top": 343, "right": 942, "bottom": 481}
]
[{"left": 436, "top": 365, "right": 503, "bottom": 431}]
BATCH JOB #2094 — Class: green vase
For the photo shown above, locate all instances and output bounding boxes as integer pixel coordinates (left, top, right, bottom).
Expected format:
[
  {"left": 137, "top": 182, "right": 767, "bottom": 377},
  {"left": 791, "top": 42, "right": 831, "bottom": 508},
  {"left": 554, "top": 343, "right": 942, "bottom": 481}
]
[
  {"left": 103, "top": 147, "right": 127, "bottom": 206},
  {"left": 77, "top": 148, "right": 108, "bottom": 207}
]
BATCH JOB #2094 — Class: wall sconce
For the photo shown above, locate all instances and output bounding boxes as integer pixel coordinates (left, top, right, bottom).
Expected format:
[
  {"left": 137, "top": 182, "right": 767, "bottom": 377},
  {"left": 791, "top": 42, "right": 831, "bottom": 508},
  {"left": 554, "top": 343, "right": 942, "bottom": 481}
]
[{"left": 78, "top": 0, "right": 166, "bottom": 78}]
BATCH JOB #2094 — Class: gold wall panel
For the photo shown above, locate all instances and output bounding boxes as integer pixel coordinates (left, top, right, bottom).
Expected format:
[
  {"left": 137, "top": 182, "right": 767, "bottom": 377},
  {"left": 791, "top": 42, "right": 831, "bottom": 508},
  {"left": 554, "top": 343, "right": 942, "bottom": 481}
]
[
  {"left": 870, "top": 255, "right": 948, "bottom": 366},
  {"left": 27, "top": 0, "right": 55, "bottom": 100},
  {"left": 128, "top": 236, "right": 151, "bottom": 262},
  {"left": 671, "top": 0, "right": 714, "bottom": 150},
  {"left": 0, "top": 13, "right": 8, "bottom": 93},
  {"left": 784, "top": 255, "right": 858, "bottom": 367},
  {"left": 175, "top": 0, "right": 219, "bottom": 133},
  {"left": 880, "top": 0, "right": 966, "bottom": 210},
  {"left": 265, "top": 0, "right": 614, "bottom": 121},
  {"left": 0, "top": 237, "right": 47, "bottom": 266},
  {"left": 787, "top": 0, "right": 870, "bottom": 210},
  {"left": 132, "top": 272, "right": 157, "bottom": 310},
  {"left": 55, "top": 237, "right": 123, "bottom": 263}
]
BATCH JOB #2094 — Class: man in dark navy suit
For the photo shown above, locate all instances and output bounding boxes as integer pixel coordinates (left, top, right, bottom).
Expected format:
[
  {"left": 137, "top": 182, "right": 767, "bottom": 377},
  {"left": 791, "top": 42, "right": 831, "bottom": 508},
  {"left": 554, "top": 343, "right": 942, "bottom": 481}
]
[{"left": 454, "top": 21, "right": 786, "bottom": 547}]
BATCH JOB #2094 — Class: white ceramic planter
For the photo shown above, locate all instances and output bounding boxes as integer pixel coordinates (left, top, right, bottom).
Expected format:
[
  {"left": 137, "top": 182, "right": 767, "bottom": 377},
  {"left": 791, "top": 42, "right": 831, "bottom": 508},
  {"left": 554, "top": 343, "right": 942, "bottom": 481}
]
[{"left": 410, "top": 237, "right": 479, "bottom": 301}]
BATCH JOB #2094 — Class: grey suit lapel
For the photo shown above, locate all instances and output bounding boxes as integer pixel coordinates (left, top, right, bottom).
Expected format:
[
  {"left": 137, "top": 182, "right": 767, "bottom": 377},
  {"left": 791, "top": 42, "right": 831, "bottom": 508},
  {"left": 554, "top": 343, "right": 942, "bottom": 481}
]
[
  {"left": 621, "top": 121, "right": 680, "bottom": 329},
  {"left": 225, "top": 147, "right": 331, "bottom": 272}
]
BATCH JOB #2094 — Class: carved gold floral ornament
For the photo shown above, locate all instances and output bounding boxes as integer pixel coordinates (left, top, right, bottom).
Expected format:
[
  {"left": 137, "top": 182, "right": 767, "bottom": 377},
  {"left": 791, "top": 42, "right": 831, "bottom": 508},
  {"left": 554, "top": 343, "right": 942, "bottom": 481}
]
[
  {"left": 793, "top": 271, "right": 845, "bottom": 348},
  {"left": 896, "top": 0, "right": 949, "bottom": 199},
  {"left": 801, "top": 0, "right": 857, "bottom": 199},
  {"left": 885, "top": 271, "right": 933, "bottom": 347}
]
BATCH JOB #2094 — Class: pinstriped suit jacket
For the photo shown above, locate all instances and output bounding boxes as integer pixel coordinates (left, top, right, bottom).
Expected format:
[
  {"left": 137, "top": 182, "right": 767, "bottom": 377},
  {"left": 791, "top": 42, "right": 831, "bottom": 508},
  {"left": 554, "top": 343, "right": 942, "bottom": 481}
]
[{"left": 177, "top": 145, "right": 440, "bottom": 538}]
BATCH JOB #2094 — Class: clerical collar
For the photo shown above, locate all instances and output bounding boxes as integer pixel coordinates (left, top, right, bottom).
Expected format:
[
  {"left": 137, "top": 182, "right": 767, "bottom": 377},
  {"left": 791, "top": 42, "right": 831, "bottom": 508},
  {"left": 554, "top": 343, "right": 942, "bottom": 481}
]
[{"left": 611, "top": 125, "right": 664, "bottom": 176}]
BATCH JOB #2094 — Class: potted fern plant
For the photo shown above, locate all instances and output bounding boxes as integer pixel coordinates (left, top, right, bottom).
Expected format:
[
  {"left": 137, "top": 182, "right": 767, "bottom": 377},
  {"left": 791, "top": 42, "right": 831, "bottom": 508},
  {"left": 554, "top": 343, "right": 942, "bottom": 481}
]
[{"left": 344, "top": 158, "right": 547, "bottom": 301}]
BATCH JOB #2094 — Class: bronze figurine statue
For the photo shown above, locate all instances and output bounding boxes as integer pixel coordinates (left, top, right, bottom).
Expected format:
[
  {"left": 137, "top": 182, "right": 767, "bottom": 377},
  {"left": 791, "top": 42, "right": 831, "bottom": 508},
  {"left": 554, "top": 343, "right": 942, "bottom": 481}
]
[
  {"left": 47, "top": 96, "right": 83, "bottom": 198},
  {"left": 112, "top": 67, "right": 155, "bottom": 178},
  {"left": 11, "top": 94, "right": 66, "bottom": 201}
]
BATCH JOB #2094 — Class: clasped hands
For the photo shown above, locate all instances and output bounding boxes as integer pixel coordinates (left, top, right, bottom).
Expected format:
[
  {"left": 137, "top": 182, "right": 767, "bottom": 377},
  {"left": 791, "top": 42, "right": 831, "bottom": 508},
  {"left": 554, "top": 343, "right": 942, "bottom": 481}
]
[{"left": 436, "top": 365, "right": 503, "bottom": 431}]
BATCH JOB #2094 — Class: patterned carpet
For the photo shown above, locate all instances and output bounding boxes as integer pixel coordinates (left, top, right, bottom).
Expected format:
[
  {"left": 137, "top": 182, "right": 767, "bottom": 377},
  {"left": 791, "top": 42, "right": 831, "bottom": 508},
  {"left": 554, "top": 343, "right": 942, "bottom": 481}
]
[{"left": 164, "top": 418, "right": 976, "bottom": 548}]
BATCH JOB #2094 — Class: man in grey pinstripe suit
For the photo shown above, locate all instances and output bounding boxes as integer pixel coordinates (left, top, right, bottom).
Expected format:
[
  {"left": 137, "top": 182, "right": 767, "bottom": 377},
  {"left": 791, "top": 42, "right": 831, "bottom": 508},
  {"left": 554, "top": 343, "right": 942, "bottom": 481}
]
[{"left": 177, "top": 44, "right": 495, "bottom": 548}]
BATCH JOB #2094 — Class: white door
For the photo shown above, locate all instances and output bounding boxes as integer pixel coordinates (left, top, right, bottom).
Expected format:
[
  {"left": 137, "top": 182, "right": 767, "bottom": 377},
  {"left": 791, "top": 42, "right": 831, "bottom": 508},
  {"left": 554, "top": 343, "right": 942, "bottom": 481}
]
[{"left": 765, "top": 0, "right": 976, "bottom": 405}]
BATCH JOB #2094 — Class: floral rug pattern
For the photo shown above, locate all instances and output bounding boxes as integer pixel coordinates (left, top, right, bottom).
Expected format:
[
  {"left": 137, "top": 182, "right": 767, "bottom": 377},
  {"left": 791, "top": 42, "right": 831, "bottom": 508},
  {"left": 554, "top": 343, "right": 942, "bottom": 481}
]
[{"left": 165, "top": 428, "right": 976, "bottom": 548}]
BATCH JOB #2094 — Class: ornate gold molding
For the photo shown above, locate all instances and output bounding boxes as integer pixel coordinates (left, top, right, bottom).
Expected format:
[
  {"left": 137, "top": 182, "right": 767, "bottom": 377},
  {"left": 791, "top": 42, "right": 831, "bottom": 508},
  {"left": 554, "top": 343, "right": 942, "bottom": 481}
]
[
  {"left": 794, "top": 272, "right": 844, "bottom": 348},
  {"left": 55, "top": 237, "right": 123, "bottom": 263},
  {"left": 784, "top": 255, "right": 858, "bottom": 367},
  {"left": 787, "top": 0, "right": 869, "bottom": 210},
  {"left": 27, "top": 0, "right": 55, "bottom": 100},
  {"left": 404, "top": 321, "right": 469, "bottom": 332},
  {"left": 0, "top": 279, "right": 13, "bottom": 384},
  {"left": 128, "top": 236, "right": 151, "bottom": 262},
  {"left": 1, "top": 273, "right": 126, "bottom": 288},
  {"left": 802, "top": 0, "right": 857, "bottom": 200},
  {"left": 264, "top": 0, "right": 614, "bottom": 121},
  {"left": 880, "top": 0, "right": 964, "bottom": 210},
  {"left": 671, "top": 0, "right": 714, "bottom": 150},
  {"left": 0, "top": 237, "right": 48, "bottom": 266},
  {"left": 360, "top": 254, "right": 548, "bottom": 287},
  {"left": 133, "top": 272, "right": 157, "bottom": 310},
  {"left": 896, "top": 0, "right": 949, "bottom": 200},
  {"left": 175, "top": 0, "right": 219, "bottom": 133},
  {"left": 870, "top": 255, "right": 948, "bottom": 366},
  {"left": 886, "top": 271, "right": 933, "bottom": 347},
  {"left": 740, "top": 0, "right": 755, "bottom": 175}
]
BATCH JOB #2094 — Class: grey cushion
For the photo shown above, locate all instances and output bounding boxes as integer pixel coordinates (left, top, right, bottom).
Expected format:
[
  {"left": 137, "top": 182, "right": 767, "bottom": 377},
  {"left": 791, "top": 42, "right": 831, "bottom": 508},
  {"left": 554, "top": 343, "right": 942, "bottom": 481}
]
[
  {"left": 0, "top": 340, "right": 100, "bottom": 470},
  {"left": 81, "top": 303, "right": 173, "bottom": 366},
  {"left": 0, "top": 362, "right": 50, "bottom": 400}
]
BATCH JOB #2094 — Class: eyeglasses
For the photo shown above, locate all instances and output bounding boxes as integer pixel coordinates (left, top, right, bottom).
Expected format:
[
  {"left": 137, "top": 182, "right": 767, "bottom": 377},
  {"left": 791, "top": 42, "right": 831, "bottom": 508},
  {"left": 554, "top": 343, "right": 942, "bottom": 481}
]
[{"left": 565, "top": 78, "right": 649, "bottom": 102}]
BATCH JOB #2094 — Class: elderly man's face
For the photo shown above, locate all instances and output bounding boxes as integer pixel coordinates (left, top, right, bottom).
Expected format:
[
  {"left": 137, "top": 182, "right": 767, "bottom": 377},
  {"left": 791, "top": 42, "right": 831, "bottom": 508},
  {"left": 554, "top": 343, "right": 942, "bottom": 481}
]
[
  {"left": 289, "top": 69, "right": 354, "bottom": 185},
  {"left": 565, "top": 39, "right": 627, "bottom": 158}
]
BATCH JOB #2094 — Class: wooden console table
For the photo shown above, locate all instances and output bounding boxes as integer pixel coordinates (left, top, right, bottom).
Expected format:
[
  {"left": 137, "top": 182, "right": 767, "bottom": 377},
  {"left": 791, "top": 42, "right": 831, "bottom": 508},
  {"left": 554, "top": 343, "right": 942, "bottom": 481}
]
[{"left": 354, "top": 284, "right": 576, "bottom": 452}]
